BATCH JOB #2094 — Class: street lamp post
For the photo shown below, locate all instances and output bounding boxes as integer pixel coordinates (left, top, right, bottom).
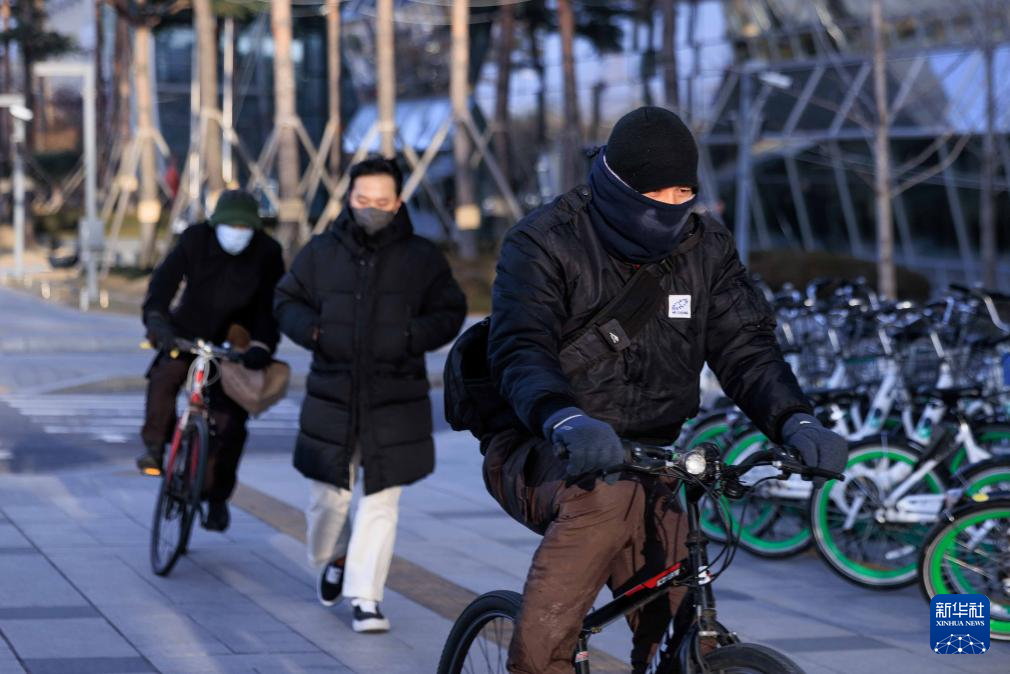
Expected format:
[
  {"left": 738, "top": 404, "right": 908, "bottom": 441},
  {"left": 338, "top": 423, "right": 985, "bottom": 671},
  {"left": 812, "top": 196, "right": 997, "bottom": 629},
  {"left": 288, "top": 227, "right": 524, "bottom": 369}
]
[
  {"left": 0, "top": 93, "right": 30, "bottom": 282},
  {"left": 34, "top": 62, "right": 101, "bottom": 304}
]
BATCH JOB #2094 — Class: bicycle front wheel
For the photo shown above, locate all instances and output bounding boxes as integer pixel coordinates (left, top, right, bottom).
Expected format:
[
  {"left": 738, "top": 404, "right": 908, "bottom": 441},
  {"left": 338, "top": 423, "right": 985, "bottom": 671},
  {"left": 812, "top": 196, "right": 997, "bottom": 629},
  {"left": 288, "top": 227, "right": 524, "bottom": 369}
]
[
  {"left": 150, "top": 420, "right": 206, "bottom": 576},
  {"left": 703, "top": 643, "right": 805, "bottom": 673},
  {"left": 437, "top": 590, "right": 520, "bottom": 674},
  {"left": 920, "top": 499, "right": 1010, "bottom": 641}
]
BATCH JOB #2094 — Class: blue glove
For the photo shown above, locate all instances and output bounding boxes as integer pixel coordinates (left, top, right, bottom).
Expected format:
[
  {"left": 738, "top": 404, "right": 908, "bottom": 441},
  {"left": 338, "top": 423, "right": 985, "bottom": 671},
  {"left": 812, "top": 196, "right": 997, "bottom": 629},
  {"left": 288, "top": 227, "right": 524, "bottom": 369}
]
[
  {"left": 543, "top": 407, "right": 624, "bottom": 484},
  {"left": 781, "top": 413, "right": 848, "bottom": 486}
]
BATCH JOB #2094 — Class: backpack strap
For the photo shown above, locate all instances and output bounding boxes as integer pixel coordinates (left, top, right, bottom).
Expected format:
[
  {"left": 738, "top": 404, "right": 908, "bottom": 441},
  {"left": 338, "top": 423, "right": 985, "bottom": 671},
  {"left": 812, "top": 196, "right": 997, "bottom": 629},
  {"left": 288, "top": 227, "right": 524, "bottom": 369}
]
[{"left": 558, "top": 257, "right": 672, "bottom": 377}]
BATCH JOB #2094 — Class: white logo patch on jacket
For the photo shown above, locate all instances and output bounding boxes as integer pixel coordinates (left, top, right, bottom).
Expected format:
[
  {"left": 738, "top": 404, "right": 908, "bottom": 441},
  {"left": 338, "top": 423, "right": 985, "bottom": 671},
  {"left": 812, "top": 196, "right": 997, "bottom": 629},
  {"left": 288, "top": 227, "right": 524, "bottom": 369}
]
[{"left": 668, "top": 295, "right": 691, "bottom": 319}]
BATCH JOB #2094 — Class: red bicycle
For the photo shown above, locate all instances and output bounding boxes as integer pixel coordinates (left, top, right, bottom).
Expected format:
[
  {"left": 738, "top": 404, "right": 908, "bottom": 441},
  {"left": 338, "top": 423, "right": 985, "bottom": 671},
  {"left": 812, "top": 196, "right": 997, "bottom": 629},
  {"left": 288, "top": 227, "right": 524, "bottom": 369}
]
[{"left": 149, "top": 338, "right": 238, "bottom": 576}]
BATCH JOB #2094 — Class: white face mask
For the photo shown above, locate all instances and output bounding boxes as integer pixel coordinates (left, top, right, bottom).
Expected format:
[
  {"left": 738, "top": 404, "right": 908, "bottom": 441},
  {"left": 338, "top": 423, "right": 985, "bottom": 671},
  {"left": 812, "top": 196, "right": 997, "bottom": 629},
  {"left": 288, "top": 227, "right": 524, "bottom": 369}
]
[{"left": 215, "top": 224, "right": 254, "bottom": 255}]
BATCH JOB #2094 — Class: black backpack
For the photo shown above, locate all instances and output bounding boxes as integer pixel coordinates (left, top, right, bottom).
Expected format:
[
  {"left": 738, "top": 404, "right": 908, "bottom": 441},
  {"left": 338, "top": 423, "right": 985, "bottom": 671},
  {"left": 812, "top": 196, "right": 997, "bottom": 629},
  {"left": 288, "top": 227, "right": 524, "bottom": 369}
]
[{"left": 443, "top": 258, "right": 674, "bottom": 440}]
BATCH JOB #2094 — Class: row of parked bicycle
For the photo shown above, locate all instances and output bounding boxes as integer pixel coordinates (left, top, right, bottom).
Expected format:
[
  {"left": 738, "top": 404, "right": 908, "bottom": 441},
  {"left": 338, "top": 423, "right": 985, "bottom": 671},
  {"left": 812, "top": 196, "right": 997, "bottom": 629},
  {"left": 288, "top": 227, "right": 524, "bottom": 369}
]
[{"left": 680, "top": 278, "right": 1010, "bottom": 640}]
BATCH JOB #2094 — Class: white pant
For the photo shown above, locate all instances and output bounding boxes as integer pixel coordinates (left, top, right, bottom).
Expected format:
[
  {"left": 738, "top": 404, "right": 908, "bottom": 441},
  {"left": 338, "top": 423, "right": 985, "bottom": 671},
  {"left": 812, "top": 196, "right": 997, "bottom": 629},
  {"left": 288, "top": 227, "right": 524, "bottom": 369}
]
[{"left": 305, "top": 462, "right": 401, "bottom": 603}]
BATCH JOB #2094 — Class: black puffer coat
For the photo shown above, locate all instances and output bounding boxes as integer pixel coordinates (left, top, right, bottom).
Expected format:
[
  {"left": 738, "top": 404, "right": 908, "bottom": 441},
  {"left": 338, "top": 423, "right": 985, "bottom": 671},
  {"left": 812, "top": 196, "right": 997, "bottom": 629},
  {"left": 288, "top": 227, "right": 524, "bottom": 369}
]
[
  {"left": 488, "top": 186, "right": 811, "bottom": 444},
  {"left": 275, "top": 208, "right": 467, "bottom": 494},
  {"left": 143, "top": 222, "right": 284, "bottom": 350}
]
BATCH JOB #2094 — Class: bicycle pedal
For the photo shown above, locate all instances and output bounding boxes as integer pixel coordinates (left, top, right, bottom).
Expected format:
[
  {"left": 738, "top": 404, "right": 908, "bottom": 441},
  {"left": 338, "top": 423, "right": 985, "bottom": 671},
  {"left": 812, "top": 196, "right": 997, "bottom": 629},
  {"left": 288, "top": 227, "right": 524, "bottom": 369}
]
[{"left": 141, "top": 467, "right": 162, "bottom": 477}]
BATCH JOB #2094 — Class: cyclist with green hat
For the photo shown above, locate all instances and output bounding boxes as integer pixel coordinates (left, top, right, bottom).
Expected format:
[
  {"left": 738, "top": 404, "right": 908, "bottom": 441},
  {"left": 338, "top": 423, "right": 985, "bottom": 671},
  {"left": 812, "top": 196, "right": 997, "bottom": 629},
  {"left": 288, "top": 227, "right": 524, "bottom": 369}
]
[{"left": 138, "top": 189, "right": 285, "bottom": 532}]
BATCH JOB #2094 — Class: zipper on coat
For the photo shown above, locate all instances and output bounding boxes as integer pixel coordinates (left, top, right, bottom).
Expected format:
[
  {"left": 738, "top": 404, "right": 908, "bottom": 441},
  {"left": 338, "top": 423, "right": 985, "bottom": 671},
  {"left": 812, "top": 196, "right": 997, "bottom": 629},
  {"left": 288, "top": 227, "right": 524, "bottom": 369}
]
[{"left": 347, "top": 254, "right": 371, "bottom": 475}]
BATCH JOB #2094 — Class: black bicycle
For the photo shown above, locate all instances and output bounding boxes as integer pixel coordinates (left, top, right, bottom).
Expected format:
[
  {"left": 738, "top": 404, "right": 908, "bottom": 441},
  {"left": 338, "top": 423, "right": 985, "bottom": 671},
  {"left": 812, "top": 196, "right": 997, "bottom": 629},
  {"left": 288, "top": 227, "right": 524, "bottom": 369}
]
[
  {"left": 437, "top": 442, "right": 844, "bottom": 674},
  {"left": 149, "top": 338, "right": 239, "bottom": 576}
]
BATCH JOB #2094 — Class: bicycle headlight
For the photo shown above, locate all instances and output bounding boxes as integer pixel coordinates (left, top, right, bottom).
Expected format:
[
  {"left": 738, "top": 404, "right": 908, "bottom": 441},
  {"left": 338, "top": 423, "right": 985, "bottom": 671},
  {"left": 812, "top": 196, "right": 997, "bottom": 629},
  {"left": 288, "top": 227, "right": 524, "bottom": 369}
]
[{"left": 683, "top": 449, "right": 707, "bottom": 476}]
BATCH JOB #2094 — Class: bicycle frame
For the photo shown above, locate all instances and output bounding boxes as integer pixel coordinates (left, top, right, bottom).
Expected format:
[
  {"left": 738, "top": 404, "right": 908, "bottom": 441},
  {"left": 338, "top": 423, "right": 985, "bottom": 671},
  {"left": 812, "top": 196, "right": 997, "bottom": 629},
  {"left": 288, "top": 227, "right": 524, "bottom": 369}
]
[
  {"left": 162, "top": 346, "right": 216, "bottom": 481},
  {"left": 836, "top": 414, "right": 995, "bottom": 529},
  {"left": 573, "top": 497, "right": 732, "bottom": 674}
]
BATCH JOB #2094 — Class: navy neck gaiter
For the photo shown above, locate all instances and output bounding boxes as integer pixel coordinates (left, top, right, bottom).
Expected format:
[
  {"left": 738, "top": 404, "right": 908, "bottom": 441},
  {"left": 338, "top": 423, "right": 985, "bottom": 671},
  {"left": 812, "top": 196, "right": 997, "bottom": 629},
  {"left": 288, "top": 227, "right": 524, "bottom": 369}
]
[{"left": 586, "top": 152, "right": 696, "bottom": 264}]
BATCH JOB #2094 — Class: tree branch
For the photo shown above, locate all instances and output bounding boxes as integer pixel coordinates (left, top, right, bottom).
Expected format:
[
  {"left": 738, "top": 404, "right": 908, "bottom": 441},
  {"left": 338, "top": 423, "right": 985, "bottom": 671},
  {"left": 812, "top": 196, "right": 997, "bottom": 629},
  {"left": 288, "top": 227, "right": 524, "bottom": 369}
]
[{"left": 893, "top": 132, "right": 973, "bottom": 196}]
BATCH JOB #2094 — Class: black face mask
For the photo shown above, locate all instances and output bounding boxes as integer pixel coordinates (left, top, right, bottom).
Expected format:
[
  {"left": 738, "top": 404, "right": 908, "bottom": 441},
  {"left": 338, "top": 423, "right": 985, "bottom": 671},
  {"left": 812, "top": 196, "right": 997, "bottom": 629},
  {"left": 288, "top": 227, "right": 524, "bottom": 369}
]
[{"left": 586, "top": 152, "right": 696, "bottom": 264}]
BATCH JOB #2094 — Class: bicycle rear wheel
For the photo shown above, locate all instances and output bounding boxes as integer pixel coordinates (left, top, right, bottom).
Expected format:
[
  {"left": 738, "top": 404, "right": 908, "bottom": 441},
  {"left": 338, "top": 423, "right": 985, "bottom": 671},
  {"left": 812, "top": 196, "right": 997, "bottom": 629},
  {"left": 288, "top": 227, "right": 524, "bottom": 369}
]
[
  {"left": 437, "top": 590, "right": 519, "bottom": 674},
  {"left": 150, "top": 420, "right": 206, "bottom": 576},
  {"left": 702, "top": 643, "right": 805, "bottom": 673}
]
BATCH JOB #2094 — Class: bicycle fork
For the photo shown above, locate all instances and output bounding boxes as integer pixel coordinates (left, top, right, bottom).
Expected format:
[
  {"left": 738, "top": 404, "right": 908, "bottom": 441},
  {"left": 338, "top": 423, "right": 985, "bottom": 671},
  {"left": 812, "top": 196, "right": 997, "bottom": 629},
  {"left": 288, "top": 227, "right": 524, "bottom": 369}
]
[{"left": 644, "top": 498, "right": 736, "bottom": 674}]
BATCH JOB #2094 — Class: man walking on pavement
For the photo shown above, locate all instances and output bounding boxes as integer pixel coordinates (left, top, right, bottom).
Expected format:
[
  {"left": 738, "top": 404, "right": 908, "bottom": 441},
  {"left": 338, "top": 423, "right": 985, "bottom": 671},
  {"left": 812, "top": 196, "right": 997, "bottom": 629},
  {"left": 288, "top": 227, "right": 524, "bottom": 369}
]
[
  {"left": 138, "top": 190, "right": 285, "bottom": 532},
  {"left": 275, "top": 157, "right": 467, "bottom": 633},
  {"left": 483, "top": 107, "right": 847, "bottom": 672}
]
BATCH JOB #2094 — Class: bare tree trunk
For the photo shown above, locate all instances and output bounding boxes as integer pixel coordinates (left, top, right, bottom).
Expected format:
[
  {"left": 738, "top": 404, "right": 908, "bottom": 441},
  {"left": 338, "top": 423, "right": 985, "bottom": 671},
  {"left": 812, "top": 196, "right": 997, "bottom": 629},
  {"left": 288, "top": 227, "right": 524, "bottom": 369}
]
[
  {"left": 271, "top": 0, "right": 302, "bottom": 257},
  {"left": 640, "top": 3, "right": 654, "bottom": 107},
  {"left": 0, "top": 0, "right": 10, "bottom": 203},
  {"left": 871, "top": 0, "right": 895, "bottom": 299},
  {"left": 194, "top": 0, "right": 223, "bottom": 193},
  {"left": 452, "top": 0, "right": 478, "bottom": 259},
  {"left": 493, "top": 3, "right": 514, "bottom": 187},
  {"left": 557, "top": 0, "right": 581, "bottom": 190},
  {"left": 376, "top": 0, "right": 396, "bottom": 159},
  {"left": 528, "top": 20, "right": 546, "bottom": 146},
  {"left": 590, "top": 81, "right": 605, "bottom": 141},
  {"left": 0, "top": 0, "right": 9, "bottom": 94},
  {"left": 980, "top": 0, "right": 997, "bottom": 288},
  {"left": 660, "top": 0, "right": 678, "bottom": 109},
  {"left": 114, "top": 14, "right": 131, "bottom": 148},
  {"left": 326, "top": 0, "right": 342, "bottom": 176},
  {"left": 21, "top": 49, "right": 34, "bottom": 153},
  {"left": 134, "top": 21, "right": 161, "bottom": 268}
]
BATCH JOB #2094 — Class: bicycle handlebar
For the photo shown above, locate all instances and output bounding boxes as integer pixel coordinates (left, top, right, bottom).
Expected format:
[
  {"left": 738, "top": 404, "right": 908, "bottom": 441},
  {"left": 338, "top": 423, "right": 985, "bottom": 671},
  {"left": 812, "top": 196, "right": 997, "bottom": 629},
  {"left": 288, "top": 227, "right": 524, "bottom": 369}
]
[
  {"left": 949, "top": 284, "right": 1010, "bottom": 333},
  {"left": 173, "top": 338, "right": 242, "bottom": 362},
  {"left": 723, "top": 445, "right": 845, "bottom": 483},
  {"left": 141, "top": 338, "right": 241, "bottom": 362},
  {"left": 578, "top": 441, "right": 846, "bottom": 485}
]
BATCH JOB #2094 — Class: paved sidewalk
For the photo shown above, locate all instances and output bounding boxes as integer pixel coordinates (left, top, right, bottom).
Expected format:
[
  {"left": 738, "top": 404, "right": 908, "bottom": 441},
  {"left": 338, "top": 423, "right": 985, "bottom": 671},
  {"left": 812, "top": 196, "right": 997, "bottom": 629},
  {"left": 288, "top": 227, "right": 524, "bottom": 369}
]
[{"left": 0, "top": 430, "right": 1006, "bottom": 673}]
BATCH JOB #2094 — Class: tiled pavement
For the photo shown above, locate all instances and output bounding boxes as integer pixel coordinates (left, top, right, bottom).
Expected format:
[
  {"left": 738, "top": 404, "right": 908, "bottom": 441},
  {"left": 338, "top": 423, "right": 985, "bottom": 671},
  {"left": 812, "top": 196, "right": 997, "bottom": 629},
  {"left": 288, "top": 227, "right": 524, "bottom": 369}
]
[{"left": 0, "top": 432, "right": 1006, "bottom": 673}]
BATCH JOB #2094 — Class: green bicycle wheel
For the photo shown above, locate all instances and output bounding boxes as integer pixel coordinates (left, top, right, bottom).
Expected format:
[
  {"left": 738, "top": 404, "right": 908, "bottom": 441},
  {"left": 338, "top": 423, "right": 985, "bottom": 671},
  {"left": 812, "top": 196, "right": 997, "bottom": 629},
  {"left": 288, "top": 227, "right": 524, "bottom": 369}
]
[
  {"left": 920, "top": 499, "right": 1010, "bottom": 641},
  {"left": 811, "top": 443, "right": 944, "bottom": 589},
  {"left": 957, "top": 460, "right": 1010, "bottom": 499},
  {"left": 686, "top": 419, "right": 732, "bottom": 451}
]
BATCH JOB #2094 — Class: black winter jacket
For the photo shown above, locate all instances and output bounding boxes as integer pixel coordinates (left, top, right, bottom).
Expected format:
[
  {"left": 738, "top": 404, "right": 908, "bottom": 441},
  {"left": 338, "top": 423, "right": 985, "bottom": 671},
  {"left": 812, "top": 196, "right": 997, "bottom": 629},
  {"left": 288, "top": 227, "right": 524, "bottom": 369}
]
[
  {"left": 274, "top": 208, "right": 467, "bottom": 494},
  {"left": 143, "top": 223, "right": 285, "bottom": 350},
  {"left": 488, "top": 186, "right": 811, "bottom": 444}
]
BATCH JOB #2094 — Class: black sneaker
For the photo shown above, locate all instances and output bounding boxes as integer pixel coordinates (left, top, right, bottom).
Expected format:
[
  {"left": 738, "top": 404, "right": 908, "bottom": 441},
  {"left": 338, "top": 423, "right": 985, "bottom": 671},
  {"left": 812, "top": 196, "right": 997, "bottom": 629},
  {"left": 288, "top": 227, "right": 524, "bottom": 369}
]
[
  {"left": 317, "top": 560, "right": 345, "bottom": 607},
  {"left": 136, "top": 446, "right": 164, "bottom": 476},
  {"left": 352, "top": 601, "right": 390, "bottom": 633},
  {"left": 203, "top": 501, "right": 230, "bottom": 532}
]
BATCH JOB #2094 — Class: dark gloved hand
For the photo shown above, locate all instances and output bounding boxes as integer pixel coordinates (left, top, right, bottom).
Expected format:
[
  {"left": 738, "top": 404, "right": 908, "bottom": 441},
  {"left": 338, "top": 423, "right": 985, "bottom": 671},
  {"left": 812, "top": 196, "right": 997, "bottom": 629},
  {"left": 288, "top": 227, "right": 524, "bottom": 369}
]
[
  {"left": 543, "top": 407, "right": 624, "bottom": 484},
  {"left": 145, "top": 313, "right": 177, "bottom": 352},
  {"left": 781, "top": 413, "right": 848, "bottom": 486},
  {"left": 241, "top": 345, "right": 272, "bottom": 371}
]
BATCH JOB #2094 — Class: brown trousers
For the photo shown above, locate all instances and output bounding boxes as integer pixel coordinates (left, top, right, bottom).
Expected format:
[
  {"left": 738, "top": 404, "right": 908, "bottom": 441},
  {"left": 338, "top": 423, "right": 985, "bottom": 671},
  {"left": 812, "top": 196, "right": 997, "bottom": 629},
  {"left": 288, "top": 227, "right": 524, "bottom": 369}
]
[
  {"left": 141, "top": 354, "right": 249, "bottom": 501},
  {"left": 482, "top": 428, "right": 688, "bottom": 674}
]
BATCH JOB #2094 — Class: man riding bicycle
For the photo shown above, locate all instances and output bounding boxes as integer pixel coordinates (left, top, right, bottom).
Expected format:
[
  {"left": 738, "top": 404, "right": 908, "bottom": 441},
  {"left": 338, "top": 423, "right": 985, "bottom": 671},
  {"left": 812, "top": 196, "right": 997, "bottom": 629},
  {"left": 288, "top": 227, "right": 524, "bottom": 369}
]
[
  {"left": 138, "top": 190, "right": 285, "bottom": 532},
  {"left": 483, "top": 107, "right": 847, "bottom": 673}
]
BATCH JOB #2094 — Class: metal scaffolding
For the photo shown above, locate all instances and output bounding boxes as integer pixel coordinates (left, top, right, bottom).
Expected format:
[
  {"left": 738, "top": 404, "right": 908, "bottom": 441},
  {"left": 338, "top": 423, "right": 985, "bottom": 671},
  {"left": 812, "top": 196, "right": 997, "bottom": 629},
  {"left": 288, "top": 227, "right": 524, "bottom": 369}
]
[{"left": 693, "top": 0, "right": 1010, "bottom": 289}]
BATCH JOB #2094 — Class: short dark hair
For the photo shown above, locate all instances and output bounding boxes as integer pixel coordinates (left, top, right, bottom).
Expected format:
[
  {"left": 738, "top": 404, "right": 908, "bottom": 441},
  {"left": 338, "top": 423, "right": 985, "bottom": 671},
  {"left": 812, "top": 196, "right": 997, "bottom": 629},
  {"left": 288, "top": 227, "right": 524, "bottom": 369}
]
[{"left": 349, "top": 156, "right": 403, "bottom": 195}]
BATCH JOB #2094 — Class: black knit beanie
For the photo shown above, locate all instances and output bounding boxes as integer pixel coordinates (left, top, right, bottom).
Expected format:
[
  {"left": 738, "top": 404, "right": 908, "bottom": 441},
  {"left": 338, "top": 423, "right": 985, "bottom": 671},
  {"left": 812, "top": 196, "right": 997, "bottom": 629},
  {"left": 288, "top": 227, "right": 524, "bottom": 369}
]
[{"left": 604, "top": 106, "right": 699, "bottom": 193}]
